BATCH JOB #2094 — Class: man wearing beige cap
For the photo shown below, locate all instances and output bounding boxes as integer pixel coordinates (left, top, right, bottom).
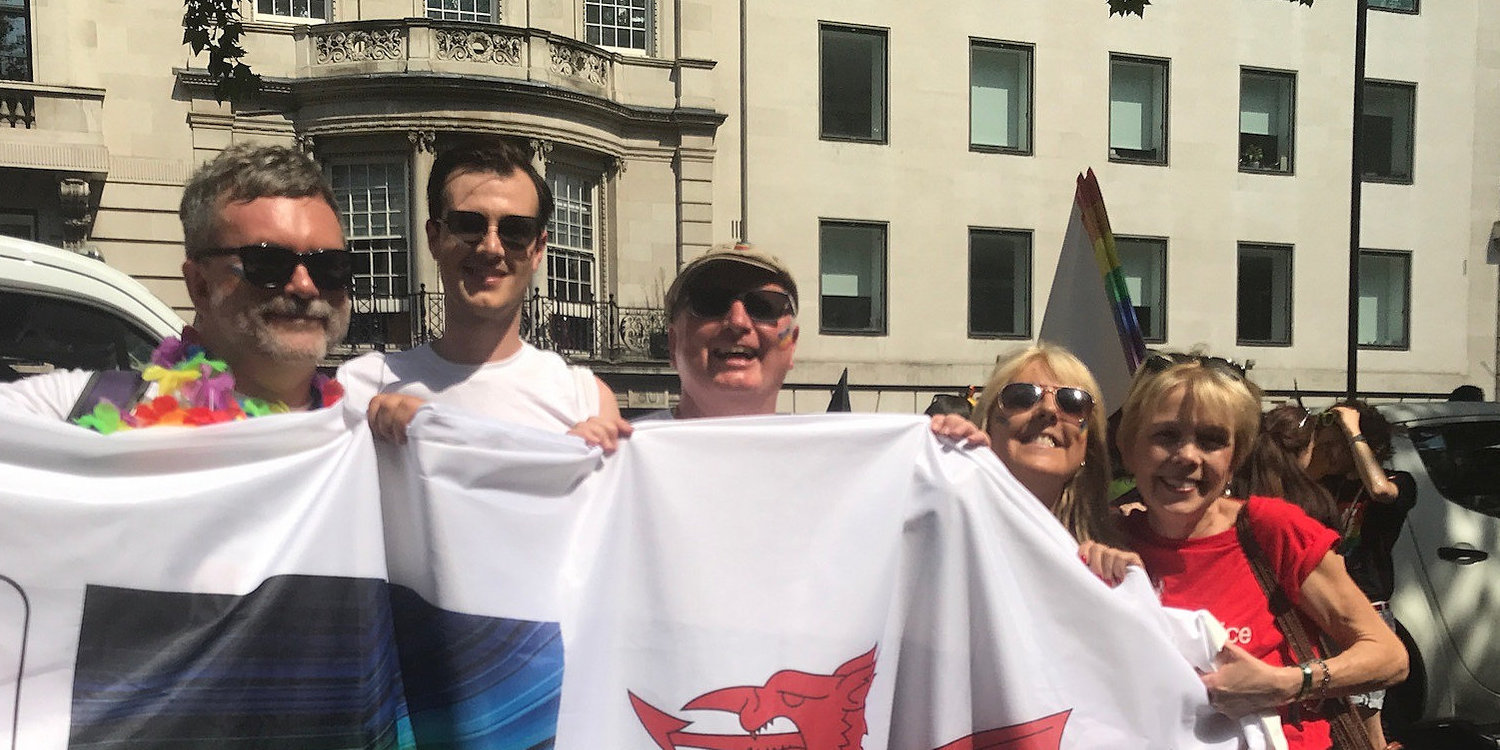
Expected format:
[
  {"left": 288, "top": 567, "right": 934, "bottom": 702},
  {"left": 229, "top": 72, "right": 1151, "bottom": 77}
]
[
  {"left": 650, "top": 245, "right": 985, "bottom": 448},
  {"left": 650, "top": 243, "right": 802, "bottom": 419}
]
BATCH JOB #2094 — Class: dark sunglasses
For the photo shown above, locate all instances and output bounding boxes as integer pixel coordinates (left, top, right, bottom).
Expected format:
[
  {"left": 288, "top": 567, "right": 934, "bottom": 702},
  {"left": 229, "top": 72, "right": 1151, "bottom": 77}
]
[
  {"left": 1143, "top": 352, "right": 1247, "bottom": 380},
  {"left": 998, "top": 382, "right": 1095, "bottom": 419},
  {"left": 1297, "top": 409, "right": 1340, "bottom": 431},
  {"left": 195, "top": 243, "right": 353, "bottom": 291},
  {"left": 440, "top": 211, "right": 541, "bottom": 248},
  {"left": 686, "top": 287, "right": 796, "bottom": 324}
]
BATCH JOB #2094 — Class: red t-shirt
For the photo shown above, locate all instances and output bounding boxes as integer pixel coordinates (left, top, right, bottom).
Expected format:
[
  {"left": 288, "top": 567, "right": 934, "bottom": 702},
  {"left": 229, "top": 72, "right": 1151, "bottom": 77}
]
[{"left": 1125, "top": 496, "right": 1341, "bottom": 750}]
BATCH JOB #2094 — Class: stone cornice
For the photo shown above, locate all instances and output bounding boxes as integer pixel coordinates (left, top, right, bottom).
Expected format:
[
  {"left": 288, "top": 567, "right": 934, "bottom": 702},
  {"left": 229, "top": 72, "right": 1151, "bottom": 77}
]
[{"left": 173, "top": 68, "right": 725, "bottom": 133}]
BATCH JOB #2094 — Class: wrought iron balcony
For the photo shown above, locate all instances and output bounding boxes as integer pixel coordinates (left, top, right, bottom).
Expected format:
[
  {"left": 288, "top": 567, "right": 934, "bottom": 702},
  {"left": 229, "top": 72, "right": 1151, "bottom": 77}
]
[{"left": 340, "top": 287, "right": 669, "bottom": 363}]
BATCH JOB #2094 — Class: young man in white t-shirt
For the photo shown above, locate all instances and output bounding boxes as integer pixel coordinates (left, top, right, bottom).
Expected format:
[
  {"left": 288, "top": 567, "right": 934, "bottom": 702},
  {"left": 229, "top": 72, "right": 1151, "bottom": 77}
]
[{"left": 339, "top": 139, "right": 629, "bottom": 450}]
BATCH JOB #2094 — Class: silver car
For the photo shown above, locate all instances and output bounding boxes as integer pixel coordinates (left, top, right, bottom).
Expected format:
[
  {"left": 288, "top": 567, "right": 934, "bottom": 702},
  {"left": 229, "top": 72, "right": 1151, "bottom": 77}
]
[{"left": 1381, "top": 402, "right": 1500, "bottom": 740}]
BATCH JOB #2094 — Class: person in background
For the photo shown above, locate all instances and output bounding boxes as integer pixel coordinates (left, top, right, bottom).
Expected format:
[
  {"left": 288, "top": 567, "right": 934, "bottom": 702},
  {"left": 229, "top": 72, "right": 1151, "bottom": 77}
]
[
  {"left": 971, "top": 344, "right": 1138, "bottom": 584},
  {"left": 1306, "top": 400, "right": 1416, "bottom": 749},
  {"left": 1234, "top": 403, "right": 1339, "bottom": 530},
  {"left": 1115, "top": 361, "right": 1407, "bottom": 749}
]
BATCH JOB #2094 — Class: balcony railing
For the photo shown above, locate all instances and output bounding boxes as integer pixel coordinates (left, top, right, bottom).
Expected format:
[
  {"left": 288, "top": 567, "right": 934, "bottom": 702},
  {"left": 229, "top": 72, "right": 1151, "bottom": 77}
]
[{"left": 341, "top": 287, "right": 669, "bottom": 363}]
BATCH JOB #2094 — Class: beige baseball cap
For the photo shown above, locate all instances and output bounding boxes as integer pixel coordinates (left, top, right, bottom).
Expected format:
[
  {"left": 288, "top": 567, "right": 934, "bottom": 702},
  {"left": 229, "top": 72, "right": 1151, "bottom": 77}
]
[{"left": 665, "top": 242, "right": 799, "bottom": 317}]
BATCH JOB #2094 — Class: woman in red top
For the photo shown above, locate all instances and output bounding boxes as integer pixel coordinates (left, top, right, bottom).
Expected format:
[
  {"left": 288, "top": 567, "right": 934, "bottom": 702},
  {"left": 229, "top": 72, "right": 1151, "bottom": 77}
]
[{"left": 1114, "top": 358, "right": 1407, "bottom": 749}]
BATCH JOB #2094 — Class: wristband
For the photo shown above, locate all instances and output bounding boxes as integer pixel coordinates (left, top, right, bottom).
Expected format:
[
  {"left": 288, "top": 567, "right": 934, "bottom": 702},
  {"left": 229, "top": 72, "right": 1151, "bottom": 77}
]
[
  {"left": 1294, "top": 662, "right": 1313, "bottom": 701},
  {"left": 1350, "top": 434, "right": 1367, "bottom": 444}
]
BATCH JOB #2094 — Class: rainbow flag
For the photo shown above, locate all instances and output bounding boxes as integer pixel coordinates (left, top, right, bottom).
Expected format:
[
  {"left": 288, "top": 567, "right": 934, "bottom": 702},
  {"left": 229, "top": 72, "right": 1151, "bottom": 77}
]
[{"left": 1037, "top": 169, "right": 1148, "bottom": 411}]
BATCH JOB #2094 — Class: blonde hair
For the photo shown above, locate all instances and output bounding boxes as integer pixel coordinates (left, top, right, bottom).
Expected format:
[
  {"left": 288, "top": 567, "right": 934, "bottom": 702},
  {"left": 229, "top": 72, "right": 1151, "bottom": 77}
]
[
  {"left": 974, "top": 343, "right": 1121, "bottom": 546},
  {"left": 1117, "top": 361, "right": 1262, "bottom": 476}
]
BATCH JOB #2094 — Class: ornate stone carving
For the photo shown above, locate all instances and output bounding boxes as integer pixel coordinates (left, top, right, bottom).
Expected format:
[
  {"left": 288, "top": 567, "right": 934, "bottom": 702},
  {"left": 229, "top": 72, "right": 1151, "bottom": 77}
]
[
  {"left": 434, "top": 29, "right": 522, "bottom": 65},
  {"left": 294, "top": 132, "right": 316, "bottom": 155},
  {"left": 408, "top": 129, "right": 436, "bottom": 154},
  {"left": 548, "top": 42, "right": 609, "bottom": 86},
  {"left": 314, "top": 28, "right": 405, "bottom": 64},
  {"left": 527, "top": 138, "right": 552, "bottom": 172},
  {"left": 58, "top": 178, "right": 92, "bottom": 251}
]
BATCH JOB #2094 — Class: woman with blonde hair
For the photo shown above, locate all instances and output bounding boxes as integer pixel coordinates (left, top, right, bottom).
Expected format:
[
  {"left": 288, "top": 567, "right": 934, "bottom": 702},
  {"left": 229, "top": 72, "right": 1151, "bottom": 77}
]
[
  {"left": 972, "top": 343, "right": 1134, "bottom": 580},
  {"left": 1114, "top": 359, "right": 1407, "bottom": 749}
]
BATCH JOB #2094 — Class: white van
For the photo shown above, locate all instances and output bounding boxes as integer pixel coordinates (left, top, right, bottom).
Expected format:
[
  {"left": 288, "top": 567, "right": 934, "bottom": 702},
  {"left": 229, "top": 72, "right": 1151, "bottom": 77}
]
[{"left": 0, "top": 235, "right": 185, "bottom": 381}]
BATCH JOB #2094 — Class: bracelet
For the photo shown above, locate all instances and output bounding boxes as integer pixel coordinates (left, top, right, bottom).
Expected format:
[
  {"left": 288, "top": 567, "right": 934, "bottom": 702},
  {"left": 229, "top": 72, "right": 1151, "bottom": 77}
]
[
  {"left": 1311, "top": 657, "right": 1332, "bottom": 700},
  {"left": 1350, "top": 434, "right": 1368, "bottom": 444},
  {"left": 1294, "top": 662, "right": 1314, "bottom": 701}
]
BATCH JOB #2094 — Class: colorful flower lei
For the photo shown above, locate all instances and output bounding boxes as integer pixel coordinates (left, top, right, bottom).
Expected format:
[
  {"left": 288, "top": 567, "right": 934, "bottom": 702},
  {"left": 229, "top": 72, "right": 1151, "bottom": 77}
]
[{"left": 73, "top": 328, "right": 343, "bottom": 434}]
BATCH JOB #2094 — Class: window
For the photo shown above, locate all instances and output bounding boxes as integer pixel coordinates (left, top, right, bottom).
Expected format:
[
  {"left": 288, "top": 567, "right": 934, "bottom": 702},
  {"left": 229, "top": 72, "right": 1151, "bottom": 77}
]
[
  {"left": 819, "top": 221, "right": 886, "bottom": 334},
  {"left": 1109, "top": 55, "right": 1168, "bottom": 164},
  {"left": 545, "top": 169, "right": 598, "bottom": 354},
  {"left": 0, "top": 0, "right": 30, "bottom": 81},
  {"left": 329, "top": 159, "right": 411, "bottom": 304},
  {"left": 1410, "top": 421, "right": 1500, "bottom": 519},
  {"left": 1114, "top": 236, "right": 1166, "bottom": 342},
  {"left": 426, "top": 0, "right": 497, "bottom": 22},
  {"left": 546, "top": 170, "right": 597, "bottom": 305},
  {"left": 968, "top": 229, "right": 1031, "bottom": 337},
  {"left": 0, "top": 210, "right": 33, "bottom": 241},
  {"left": 256, "top": 0, "right": 328, "bottom": 20},
  {"left": 584, "top": 0, "right": 651, "bottom": 52},
  {"left": 820, "top": 24, "right": 887, "bottom": 142},
  {"left": 1239, "top": 69, "right": 1295, "bottom": 173},
  {"left": 0, "top": 291, "right": 160, "bottom": 377},
  {"left": 1368, "top": 0, "right": 1417, "bottom": 13},
  {"left": 1236, "top": 243, "right": 1292, "bottom": 346},
  {"left": 970, "top": 41, "right": 1032, "bottom": 153},
  {"left": 1360, "top": 81, "right": 1415, "bottom": 182},
  {"left": 1358, "top": 250, "right": 1410, "bottom": 349}
]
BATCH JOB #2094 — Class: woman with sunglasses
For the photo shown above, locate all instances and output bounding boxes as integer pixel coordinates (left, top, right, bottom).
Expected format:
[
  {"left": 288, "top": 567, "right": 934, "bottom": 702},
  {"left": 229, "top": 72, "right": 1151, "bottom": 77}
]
[
  {"left": 1306, "top": 401, "right": 1415, "bottom": 750},
  {"left": 1234, "top": 403, "right": 1340, "bottom": 530},
  {"left": 1114, "top": 361, "right": 1407, "bottom": 749},
  {"left": 972, "top": 345, "right": 1137, "bottom": 583}
]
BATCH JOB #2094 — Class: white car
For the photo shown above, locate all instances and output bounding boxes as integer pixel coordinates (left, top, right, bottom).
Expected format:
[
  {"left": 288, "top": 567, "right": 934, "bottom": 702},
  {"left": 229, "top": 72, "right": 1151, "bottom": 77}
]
[
  {"left": 0, "top": 235, "right": 184, "bottom": 381},
  {"left": 1381, "top": 401, "right": 1500, "bottom": 742}
]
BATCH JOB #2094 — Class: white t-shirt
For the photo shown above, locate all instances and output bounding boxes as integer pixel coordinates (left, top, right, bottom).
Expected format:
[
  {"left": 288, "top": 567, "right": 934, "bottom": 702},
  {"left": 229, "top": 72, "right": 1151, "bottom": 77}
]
[
  {"left": 337, "top": 342, "right": 602, "bottom": 433},
  {"left": 0, "top": 369, "right": 106, "bottom": 420}
]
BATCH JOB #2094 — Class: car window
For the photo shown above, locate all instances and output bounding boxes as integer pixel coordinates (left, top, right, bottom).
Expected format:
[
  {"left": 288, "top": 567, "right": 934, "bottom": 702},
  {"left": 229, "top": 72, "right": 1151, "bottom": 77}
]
[
  {"left": 1408, "top": 421, "right": 1500, "bottom": 519},
  {"left": 0, "top": 290, "right": 160, "bottom": 381}
]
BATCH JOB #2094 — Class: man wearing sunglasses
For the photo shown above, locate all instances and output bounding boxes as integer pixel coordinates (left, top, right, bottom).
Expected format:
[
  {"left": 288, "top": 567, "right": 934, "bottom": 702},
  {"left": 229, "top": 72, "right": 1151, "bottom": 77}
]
[
  {"left": 648, "top": 243, "right": 988, "bottom": 449},
  {"left": 0, "top": 143, "right": 352, "bottom": 422},
  {"left": 339, "top": 140, "right": 628, "bottom": 449}
]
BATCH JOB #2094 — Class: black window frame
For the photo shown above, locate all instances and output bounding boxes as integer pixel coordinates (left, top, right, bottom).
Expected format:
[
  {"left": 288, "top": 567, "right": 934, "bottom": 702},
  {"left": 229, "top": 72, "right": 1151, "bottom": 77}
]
[
  {"left": 1356, "top": 248, "right": 1412, "bottom": 351},
  {"left": 1113, "top": 235, "right": 1169, "bottom": 343},
  {"left": 1235, "top": 242, "right": 1295, "bottom": 347},
  {"left": 1108, "top": 53, "right": 1170, "bottom": 166},
  {"left": 1359, "top": 79, "right": 1417, "bottom": 185},
  {"left": 967, "top": 227, "right": 1033, "bottom": 339},
  {"left": 1368, "top": 0, "right": 1418, "bottom": 15},
  {"left": 968, "top": 38, "right": 1034, "bottom": 156},
  {"left": 818, "top": 22, "right": 889, "bottom": 144},
  {"left": 1238, "top": 67, "right": 1297, "bottom": 175},
  {"left": 0, "top": 0, "right": 33, "bottom": 82},
  {"left": 818, "top": 219, "right": 888, "bottom": 336}
]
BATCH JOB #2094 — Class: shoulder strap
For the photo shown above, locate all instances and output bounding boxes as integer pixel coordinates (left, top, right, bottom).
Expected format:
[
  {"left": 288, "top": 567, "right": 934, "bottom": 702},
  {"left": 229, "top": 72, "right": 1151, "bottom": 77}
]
[
  {"left": 1235, "top": 508, "right": 1317, "bottom": 661},
  {"left": 67, "top": 370, "right": 147, "bottom": 422},
  {"left": 1236, "top": 508, "right": 1376, "bottom": 750}
]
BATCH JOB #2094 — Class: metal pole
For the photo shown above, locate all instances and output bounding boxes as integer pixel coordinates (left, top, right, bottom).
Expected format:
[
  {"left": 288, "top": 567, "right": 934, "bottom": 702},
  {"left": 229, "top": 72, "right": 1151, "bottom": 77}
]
[{"left": 1346, "top": 0, "right": 1369, "bottom": 398}]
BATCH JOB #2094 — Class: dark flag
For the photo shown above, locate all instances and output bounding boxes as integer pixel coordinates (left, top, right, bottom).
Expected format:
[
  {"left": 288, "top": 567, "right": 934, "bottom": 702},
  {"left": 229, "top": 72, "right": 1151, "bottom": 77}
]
[{"left": 827, "top": 368, "right": 852, "bottom": 413}]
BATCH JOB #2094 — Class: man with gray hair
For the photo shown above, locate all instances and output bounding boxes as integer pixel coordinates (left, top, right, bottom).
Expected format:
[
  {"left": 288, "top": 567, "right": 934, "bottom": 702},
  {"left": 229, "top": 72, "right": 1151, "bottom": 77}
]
[{"left": 0, "top": 142, "right": 353, "bottom": 425}]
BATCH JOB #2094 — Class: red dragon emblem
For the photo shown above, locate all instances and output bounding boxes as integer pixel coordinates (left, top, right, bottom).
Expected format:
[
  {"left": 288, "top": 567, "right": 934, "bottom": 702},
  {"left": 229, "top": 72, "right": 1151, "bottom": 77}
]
[{"left": 628, "top": 648, "right": 1070, "bottom": 750}]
